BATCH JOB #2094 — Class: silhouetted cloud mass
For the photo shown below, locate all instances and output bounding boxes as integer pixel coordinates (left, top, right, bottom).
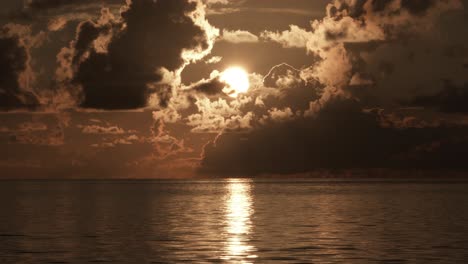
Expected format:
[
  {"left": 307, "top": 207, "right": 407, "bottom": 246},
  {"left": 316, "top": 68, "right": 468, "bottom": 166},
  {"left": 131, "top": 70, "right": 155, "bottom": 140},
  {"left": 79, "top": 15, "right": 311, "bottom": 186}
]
[
  {"left": 60, "top": 0, "right": 211, "bottom": 110},
  {"left": 0, "top": 26, "right": 39, "bottom": 111}
]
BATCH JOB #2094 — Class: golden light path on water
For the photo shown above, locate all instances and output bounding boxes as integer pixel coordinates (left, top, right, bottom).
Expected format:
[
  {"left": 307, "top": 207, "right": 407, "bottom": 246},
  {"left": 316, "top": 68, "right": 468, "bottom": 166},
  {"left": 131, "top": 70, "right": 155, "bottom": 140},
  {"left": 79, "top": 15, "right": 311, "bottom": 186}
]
[{"left": 222, "top": 179, "right": 257, "bottom": 263}]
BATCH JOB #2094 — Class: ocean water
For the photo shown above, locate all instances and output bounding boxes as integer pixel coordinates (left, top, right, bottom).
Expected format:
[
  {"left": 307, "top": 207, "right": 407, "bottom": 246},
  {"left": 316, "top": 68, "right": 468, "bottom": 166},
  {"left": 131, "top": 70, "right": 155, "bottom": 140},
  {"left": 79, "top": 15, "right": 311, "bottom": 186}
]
[{"left": 0, "top": 179, "right": 468, "bottom": 263}]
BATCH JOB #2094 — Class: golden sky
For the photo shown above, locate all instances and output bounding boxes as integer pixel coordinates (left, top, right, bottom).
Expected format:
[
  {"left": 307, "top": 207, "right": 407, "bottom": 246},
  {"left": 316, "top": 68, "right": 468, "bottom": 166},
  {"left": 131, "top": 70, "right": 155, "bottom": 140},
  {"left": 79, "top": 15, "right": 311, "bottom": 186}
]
[{"left": 1, "top": 0, "right": 468, "bottom": 178}]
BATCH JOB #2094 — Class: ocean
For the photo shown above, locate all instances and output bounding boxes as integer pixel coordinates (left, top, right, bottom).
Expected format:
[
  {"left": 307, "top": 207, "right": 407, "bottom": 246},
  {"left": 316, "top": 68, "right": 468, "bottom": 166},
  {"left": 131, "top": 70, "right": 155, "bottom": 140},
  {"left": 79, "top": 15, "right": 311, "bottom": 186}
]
[{"left": 1, "top": 179, "right": 468, "bottom": 263}]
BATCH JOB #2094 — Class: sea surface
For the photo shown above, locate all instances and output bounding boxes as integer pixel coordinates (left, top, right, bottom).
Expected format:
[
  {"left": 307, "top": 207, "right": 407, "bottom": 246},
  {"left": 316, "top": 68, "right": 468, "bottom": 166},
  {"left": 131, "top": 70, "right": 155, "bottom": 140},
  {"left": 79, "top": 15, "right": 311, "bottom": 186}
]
[{"left": 1, "top": 179, "right": 468, "bottom": 263}]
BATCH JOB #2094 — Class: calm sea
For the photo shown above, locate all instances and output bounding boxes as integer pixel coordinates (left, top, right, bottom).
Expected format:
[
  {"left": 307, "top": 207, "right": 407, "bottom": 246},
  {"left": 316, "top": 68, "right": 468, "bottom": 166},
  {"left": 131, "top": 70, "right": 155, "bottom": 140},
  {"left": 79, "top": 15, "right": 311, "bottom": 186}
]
[{"left": 1, "top": 179, "right": 468, "bottom": 263}]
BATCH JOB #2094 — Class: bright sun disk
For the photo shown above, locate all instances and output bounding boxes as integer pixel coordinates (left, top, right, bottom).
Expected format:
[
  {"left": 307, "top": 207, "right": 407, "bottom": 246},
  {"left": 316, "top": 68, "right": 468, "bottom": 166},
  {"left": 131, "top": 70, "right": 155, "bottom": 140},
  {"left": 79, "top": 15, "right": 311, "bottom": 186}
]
[{"left": 220, "top": 67, "right": 250, "bottom": 97}]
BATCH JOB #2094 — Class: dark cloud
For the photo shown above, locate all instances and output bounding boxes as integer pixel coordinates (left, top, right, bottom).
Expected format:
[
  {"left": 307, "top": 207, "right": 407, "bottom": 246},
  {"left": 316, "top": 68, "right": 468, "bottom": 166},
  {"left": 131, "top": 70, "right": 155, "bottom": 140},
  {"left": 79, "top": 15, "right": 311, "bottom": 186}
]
[
  {"left": 328, "top": 0, "right": 367, "bottom": 18},
  {"left": 371, "top": 0, "right": 392, "bottom": 13},
  {"left": 201, "top": 98, "right": 468, "bottom": 175},
  {"left": 401, "top": 0, "right": 436, "bottom": 15},
  {"left": 191, "top": 77, "right": 226, "bottom": 95},
  {"left": 323, "top": 1, "right": 468, "bottom": 109},
  {"left": 25, "top": 0, "right": 114, "bottom": 10},
  {"left": 64, "top": 0, "right": 210, "bottom": 110},
  {"left": 3, "top": 0, "right": 122, "bottom": 24},
  {"left": 260, "top": 63, "right": 321, "bottom": 112},
  {"left": 348, "top": 37, "right": 468, "bottom": 107},
  {"left": 411, "top": 82, "right": 468, "bottom": 113},
  {"left": 330, "top": 0, "right": 440, "bottom": 18},
  {"left": 0, "top": 31, "right": 38, "bottom": 111}
]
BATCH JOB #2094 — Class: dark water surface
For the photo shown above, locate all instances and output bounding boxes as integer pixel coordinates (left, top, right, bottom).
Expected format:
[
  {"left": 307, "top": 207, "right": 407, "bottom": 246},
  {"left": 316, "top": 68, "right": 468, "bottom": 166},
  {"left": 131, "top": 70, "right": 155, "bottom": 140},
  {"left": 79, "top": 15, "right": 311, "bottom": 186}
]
[{"left": 1, "top": 179, "right": 468, "bottom": 263}]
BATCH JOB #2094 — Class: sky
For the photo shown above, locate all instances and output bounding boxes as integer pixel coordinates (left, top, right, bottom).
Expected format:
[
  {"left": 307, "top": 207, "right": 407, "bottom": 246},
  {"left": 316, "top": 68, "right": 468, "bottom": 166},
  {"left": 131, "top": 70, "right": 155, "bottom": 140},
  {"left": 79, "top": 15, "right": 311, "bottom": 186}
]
[{"left": 1, "top": 0, "right": 468, "bottom": 178}]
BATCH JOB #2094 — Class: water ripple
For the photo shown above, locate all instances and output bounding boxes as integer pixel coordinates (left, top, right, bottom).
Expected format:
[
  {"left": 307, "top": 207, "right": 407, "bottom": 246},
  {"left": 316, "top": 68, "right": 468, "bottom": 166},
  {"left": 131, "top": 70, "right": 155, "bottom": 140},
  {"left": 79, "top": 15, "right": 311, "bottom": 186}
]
[{"left": 0, "top": 180, "right": 468, "bottom": 263}]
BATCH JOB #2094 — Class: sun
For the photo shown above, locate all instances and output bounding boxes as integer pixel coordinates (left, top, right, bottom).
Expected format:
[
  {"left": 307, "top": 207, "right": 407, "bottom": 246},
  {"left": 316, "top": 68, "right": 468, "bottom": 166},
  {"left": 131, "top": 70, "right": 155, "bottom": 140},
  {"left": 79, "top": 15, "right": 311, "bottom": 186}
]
[{"left": 220, "top": 67, "right": 250, "bottom": 97}]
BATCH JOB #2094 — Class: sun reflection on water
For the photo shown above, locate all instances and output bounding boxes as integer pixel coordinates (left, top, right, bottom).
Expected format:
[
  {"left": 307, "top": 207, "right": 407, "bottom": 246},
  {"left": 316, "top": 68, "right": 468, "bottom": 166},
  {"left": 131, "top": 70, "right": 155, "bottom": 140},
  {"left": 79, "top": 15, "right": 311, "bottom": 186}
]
[{"left": 222, "top": 179, "right": 257, "bottom": 263}]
